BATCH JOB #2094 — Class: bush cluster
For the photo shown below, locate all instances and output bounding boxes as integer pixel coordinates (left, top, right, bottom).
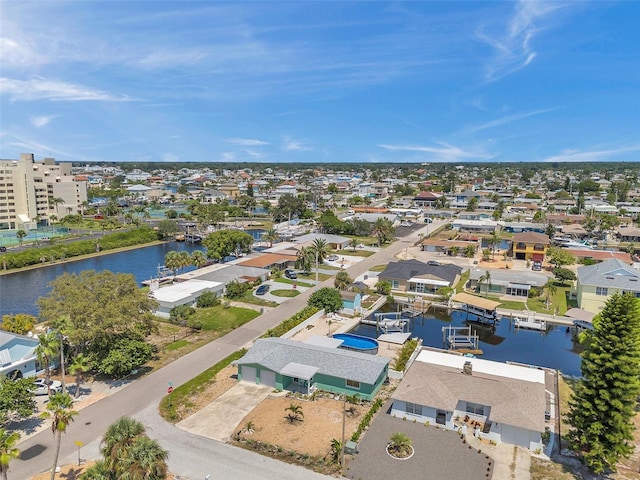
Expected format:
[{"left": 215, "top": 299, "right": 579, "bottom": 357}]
[
  {"left": 393, "top": 339, "right": 419, "bottom": 372},
  {"left": 262, "top": 306, "right": 320, "bottom": 338},
  {"left": 351, "top": 398, "right": 384, "bottom": 442}
]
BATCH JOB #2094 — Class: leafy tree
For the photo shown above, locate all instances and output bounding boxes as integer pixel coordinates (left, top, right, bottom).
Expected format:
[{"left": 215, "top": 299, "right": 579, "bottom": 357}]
[
  {"left": 41, "top": 393, "right": 77, "bottom": 480},
  {"left": 202, "top": 230, "right": 253, "bottom": 261},
  {"left": 567, "top": 293, "right": 640, "bottom": 473},
  {"left": 0, "top": 377, "right": 36, "bottom": 424},
  {"left": 545, "top": 223, "right": 556, "bottom": 239},
  {"left": 553, "top": 267, "right": 577, "bottom": 284},
  {"left": 69, "top": 353, "right": 91, "bottom": 399},
  {"left": 0, "top": 313, "right": 36, "bottom": 335},
  {"left": 308, "top": 287, "right": 343, "bottom": 314},
  {"left": 285, "top": 403, "right": 304, "bottom": 423},
  {"left": 156, "top": 219, "right": 178, "bottom": 238},
  {"left": 375, "top": 280, "right": 391, "bottom": 295},
  {"left": 15, "top": 230, "right": 26, "bottom": 246},
  {"left": 225, "top": 280, "right": 250, "bottom": 299},
  {"left": 0, "top": 428, "right": 20, "bottom": 480},
  {"left": 38, "top": 271, "right": 158, "bottom": 356},
  {"left": 36, "top": 331, "right": 60, "bottom": 388},
  {"left": 546, "top": 247, "right": 576, "bottom": 269},
  {"left": 334, "top": 271, "right": 352, "bottom": 291},
  {"left": 271, "top": 194, "right": 309, "bottom": 222},
  {"left": 91, "top": 337, "right": 154, "bottom": 378},
  {"left": 318, "top": 210, "right": 344, "bottom": 234},
  {"left": 466, "top": 196, "right": 479, "bottom": 212},
  {"left": 196, "top": 290, "right": 219, "bottom": 308}
]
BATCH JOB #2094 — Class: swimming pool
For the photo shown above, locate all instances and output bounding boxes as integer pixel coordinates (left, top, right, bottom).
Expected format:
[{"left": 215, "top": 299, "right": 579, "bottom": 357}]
[{"left": 333, "top": 333, "right": 379, "bottom": 354}]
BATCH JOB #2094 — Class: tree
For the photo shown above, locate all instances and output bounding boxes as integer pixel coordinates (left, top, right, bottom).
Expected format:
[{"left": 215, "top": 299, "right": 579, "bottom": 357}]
[
  {"left": 285, "top": 403, "right": 304, "bottom": 423},
  {"left": 553, "top": 267, "right": 577, "bottom": 285},
  {"left": 69, "top": 354, "right": 91, "bottom": 399},
  {"left": 225, "top": 280, "right": 249, "bottom": 299},
  {"left": 466, "top": 196, "right": 478, "bottom": 212},
  {"left": 118, "top": 434, "right": 169, "bottom": 480},
  {"left": 567, "top": 293, "right": 640, "bottom": 473},
  {"left": 436, "top": 286, "right": 454, "bottom": 303},
  {"left": 0, "top": 377, "right": 36, "bottom": 424},
  {"left": 36, "top": 331, "right": 60, "bottom": 388},
  {"left": 308, "top": 287, "right": 343, "bottom": 314},
  {"left": 334, "top": 271, "right": 352, "bottom": 291},
  {"left": 295, "top": 246, "right": 314, "bottom": 274},
  {"left": 545, "top": 223, "right": 556, "bottom": 239},
  {"left": 388, "top": 432, "right": 413, "bottom": 458},
  {"left": 0, "top": 313, "right": 36, "bottom": 335},
  {"left": 156, "top": 219, "right": 178, "bottom": 239},
  {"left": 371, "top": 218, "right": 395, "bottom": 246},
  {"left": 190, "top": 250, "right": 207, "bottom": 269},
  {"left": 202, "top": 230, "right": 253, "bottom": 261},
  {"left": 310, "top": 238, "right": 331, "bottom": 286},
  {"left": 15, "top": 230, "right": 26, "bottom": 246},
  {"left": 0, "top": 428, "right": 20, "bottom": 480},
  {"left": 101, "top": 417, "right": 146, "bottom": 472},
  {"left": 544, "top": 279, "right": 557, "bottom": 310},
  {"left": 375, "top": 280, "right": 391, "bottom": 295},
  {"left": 38, "top": 271, "right": 158, "bottom": 356},
  {"left": 478, "top": 270, "right": 492, "bottom": 297},
  {"left": 487, "top": 231, "right": 500, "bottom": 260},
  {"left": 41, "top": 393, "right": 77, "bottom": 480},
  {"left": 271, "top": 194, "right": 309, "bottom": 223},
  {"left": 463, "top": 245, "right": 476, "bottom": 258},
  {"left": 164, "top": 251, "right": 181, "bottom": 276},
  {"left": 262, "top": 228, "right": 279, "bottom": 248},
  {"left": 349, "top": 238, "right": 358, "bottom": 252},
  {"left": 329, "top": 438, "right": 342, "bottom": 465},
  {"left": 196, "top": 290, "right": 219, "bottom": 308},
  {"left": 546, "top": 247, "right": 576, "bottom": 269}
]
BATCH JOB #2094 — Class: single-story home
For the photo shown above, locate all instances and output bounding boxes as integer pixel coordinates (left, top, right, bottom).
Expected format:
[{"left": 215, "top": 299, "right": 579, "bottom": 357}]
[
  {"left": 502, "top": 222, "right": 546, "bottom": 234},
  {"left": 576, "top": 258, "right": 640, "bottom": 313},
  {"left": 175, "top": 263, "right": 270, "bottom": 284},
  {"left": 390, "top": 349, "right": 546, "bottom": 450},
  {"left": 451, "top": 219, "right": 499, "bottom": 234},
  {"left": 379, "top": 259, "right": 462, "bottom": 294},
  {"left": 293, "top": 233, "right": 351, "bottom": 250},
  {"left": 421, "top": 238, "right": 479, "bottom": 255},
  {"left": 468, "top": 268, "right": 549, "bottom": 297},
  {"left": 234, "top": 338, "right": 389, "bottom": 401},
  {"left": 237, "top": 253, "right": 297, "bottom": 270},
  {"left": 0, "top": 331, "right": 39, "bottom": 379},
  {"left": 151, "top": 279, "right": 224, "bottom": 318}
]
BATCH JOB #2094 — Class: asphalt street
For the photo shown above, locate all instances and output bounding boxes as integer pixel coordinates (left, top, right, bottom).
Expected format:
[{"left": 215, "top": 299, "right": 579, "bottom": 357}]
[{"left": 13, "top": 221, "right": 440, "bottom": 479}]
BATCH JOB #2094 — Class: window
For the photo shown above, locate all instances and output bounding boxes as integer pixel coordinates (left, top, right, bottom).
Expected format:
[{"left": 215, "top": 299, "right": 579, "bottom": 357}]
[
  {"left": 465, "top": 402, "right": 484, "bottom": 415},
  {"left": 596, "top": 287, "right": 608, "bottom": 296},
  {"left": 405, "top": 402, "right": 422, "bottom": 415},
  {"left": 346, "top": 379, "right": 360, "bottom": 389},
  {"left": 392, "top": 280, "right": 399, "bottom": 289}
]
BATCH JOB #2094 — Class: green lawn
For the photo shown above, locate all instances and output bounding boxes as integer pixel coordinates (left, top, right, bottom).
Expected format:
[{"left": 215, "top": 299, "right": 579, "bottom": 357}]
[
  {"left": 339, "top": 250, "right": 374, "bottom": 257},
  {"left": 165, "top": 339, "right": 189, "bottom": 351},
  {"left": 298, "top": 272, "right": 332, "bottom": 280},
  {"left": 455, "top": 271, "right": 470, "bottom": 293},
  {"left": 270, "top": 289, "right": 301, "bottom": 298},
  {"left": 236, "top": 291, "right": 278, "bottom": 307},
  {"left": 274, "top": 277, "right": 314, "bottom": 287},
  {"left": 188, "top": 305, "right": 260, "bottom": 331},
  {"left": 480, "top": 283, "right": 571, "bottom": 315},
  {"left": 370, "top": 265, "right": 387, "bottom": 272}
]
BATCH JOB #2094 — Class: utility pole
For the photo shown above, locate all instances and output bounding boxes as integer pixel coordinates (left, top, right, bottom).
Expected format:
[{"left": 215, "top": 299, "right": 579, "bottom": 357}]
[{"left": 341, "top": 394, "right": 346, "bottom": 469}]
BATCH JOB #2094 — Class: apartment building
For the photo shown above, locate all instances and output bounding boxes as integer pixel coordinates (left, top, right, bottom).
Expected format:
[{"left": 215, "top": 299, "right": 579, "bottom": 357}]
[{"left": 0, "top": 153, "right": 88, "bottom": 230}]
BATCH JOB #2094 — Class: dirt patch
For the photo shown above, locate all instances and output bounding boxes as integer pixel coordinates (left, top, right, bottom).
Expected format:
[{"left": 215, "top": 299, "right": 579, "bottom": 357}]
[{"left": 236, "top": 396, "right": 363, "bottom": 458}]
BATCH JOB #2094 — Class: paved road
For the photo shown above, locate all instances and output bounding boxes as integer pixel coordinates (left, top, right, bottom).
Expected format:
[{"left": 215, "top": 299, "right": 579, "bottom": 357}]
[{"left": 13, "top": 222, "right": 439, "bottom": 479}]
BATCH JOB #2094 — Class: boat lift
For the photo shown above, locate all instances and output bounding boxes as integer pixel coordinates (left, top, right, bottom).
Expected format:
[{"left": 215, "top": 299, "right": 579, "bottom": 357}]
[{"left": 442, "top": 325, "right": 482, "bottom": 355}]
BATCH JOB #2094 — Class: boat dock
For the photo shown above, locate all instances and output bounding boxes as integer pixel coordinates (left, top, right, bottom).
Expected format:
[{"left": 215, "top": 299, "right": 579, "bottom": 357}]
[
  {"left": 513, "top": 312, "right": 547, "bottom": 331},
  {"left": 442, "top": 325, "right": 483, "bottom": 355},
  {"left": 361, "top": 312, "right": 410, "bottom": 333}
]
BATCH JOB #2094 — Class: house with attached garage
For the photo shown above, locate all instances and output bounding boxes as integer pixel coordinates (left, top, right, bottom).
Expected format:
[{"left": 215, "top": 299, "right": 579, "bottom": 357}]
[
  {"left": 379, "top": 259, "right": 462, "bottom": 295},
  {"left": 390, "top": 349, "right": 546, "bottom": 451},
  {"left": 234, "top": 338, "right": 389, "bottom": 401}
]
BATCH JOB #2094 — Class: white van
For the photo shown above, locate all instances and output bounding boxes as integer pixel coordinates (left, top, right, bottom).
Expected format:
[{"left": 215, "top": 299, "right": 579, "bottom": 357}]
[{"left": 347, "top": 209, "right": 355, "bottom": 215}]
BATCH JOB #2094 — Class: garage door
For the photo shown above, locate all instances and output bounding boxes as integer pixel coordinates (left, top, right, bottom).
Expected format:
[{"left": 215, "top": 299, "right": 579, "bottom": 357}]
[
  {"left": 260, "top": 370, "right": 276, "bottom": 388},
  {"left": 241, "top": 366, "right": 257, "bottom": 384},
  {"left": 501, "top": 426, "right": 531, "bottom": 448}
]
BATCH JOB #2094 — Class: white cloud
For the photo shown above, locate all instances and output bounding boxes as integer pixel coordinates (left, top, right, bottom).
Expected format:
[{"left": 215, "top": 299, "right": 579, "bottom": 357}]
[
  {"left": 541, "top": 145, "right": 640, "bottom": 163},
  {"left": 0, "top": 78, "right": 134, "bottom": 102},
  {"left": 30, "top": 115, "right": 58, "bottom": 128},
  {"left": 462, "top": 108, "right": 556, "bottom": 135},
  {"left": 225, "top": 137, "right": 270, "bottom": 146},
  {"left": 282, "top": 136, "right": 313, "bottom": 152},
  {"left": 221, "top": 152, "right": 236, "bottom": 161},
  {"left": 378, "top": 142, "right": 494, "bottom": 162},
  {"left": 244, "top": 149, "right": 266, "bottom": 159},
  {"left": 162, "top": 152, "right": 183, "bottom": 162}
]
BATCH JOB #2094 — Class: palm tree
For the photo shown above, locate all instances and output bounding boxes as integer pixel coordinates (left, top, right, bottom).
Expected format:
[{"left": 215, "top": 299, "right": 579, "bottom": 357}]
[
  {"left": 488, "top": 231, "right": 500, "bottom": 260},
  {"left": 262, "top": 228, "right": 279, "bottom": 248},
  {"left": 450, "top": 246, "right": 459, "bottom": 257},
  {"left": 545, "top": 279, "right": 558, "bottom": 310},
  {"left": 15, "top": 230, "right": 26, "bottom": 246},
  {"left": 0, "top": 428, "right": 20, "bottom": 480},
  {"left": 371, "top": 218, "right": 394, "bottom": 246},
  {"left": 349, "top": 238, "right": 358, "bottom": 252},
  {"left": 464, "top": 245, "right": 476, "bottom": 258},
  {"left": 295, "top": 246, "right": 314, "bottom": 274},
  {"left": 285, "top": 403, "right": 304, "bottom": 423},
  {"left": 36, "top": 331, "right": 60, "bottom": 388},
  {"left": 118, "top": 435, "right": 168, "bottom": 480},
  {"left": 478, "top": 270, "right": 492, "bottom": 297},
  {"left": 177, "top": 251, "right": 191, "bottom": 272},
  {"left": 164, "top": 251, "right": 181, "bottom": 276},
  {"left": 101, "top": 417, "right": 146, "bottom": 472},
  {"left": 191, "top": 250, "right": 207, "bottom": 269},
  {"left": 311, "top": 238, "right": 330, "bottom": 287},
  {"left": 68, "top": 354, "right": 90, "bottom": 399},
  {"left": 388, "top": 432, "right": 412, "bottom": 458},
  {"left": 41, "top": 393, "right": 77, "bottom": 480},
  {"left": 334, "top": 271, "right": 352, "bottom": 291},
  {"left": 78, "top": 460, "right": 111, "bottom": 479}
]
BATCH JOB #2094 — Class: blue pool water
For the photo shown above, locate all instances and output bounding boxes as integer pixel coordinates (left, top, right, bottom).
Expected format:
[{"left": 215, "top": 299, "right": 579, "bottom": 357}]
[{"left": 333, "top": 333, "right": 379, "bottom": 353}]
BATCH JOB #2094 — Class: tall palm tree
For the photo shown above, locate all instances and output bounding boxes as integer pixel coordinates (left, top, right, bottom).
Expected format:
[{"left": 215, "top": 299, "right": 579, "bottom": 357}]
[
  {"left": 295, "top": 246, "right": 314, "bottom": 274},
  {"left": 0, "top": 428, "right": 20, "bottom": 480},
  {"left": 545, "top": 279, "right": 558, "bottom": 310},
  {"left": 348, "top": 238, "right": 358, "bottom": 252},
  {"left": 36, "top": 331, "right": 60, "bottom": 388},
  {"left": 311, "top": 238, "right": 330, "bottom": 287},
  {"left": 488, "top": 231, "right": 500, "bottom": 260},
  {"left": 191, "top": 250, "right": 207, "bottom": 269},
  {"left": 68, "top": 354, "right": 90, "bottom": 399},
  {"left": 334, "top": 271, "right": 352, "bottom": 291},
  {"left": 101, "top": 417, "right": 146, "bottom": 472},
  {"left": 177, "top": 251, "right": 191, "bottom": 272},
  {"left": 163, "top": 251, "right": 181, "bottom": 276},
  {"left": 478, "top": 270, "right": 492, "bottom": 297},
  {"left": 15, "top": 230, "right": 26, "bottom": 246},
  {"left": 41, "top": 393, "right": 77, "bottom": 480}
]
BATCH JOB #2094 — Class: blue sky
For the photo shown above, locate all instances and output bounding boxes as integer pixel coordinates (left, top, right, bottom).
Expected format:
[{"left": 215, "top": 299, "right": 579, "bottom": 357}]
[{"left": 1, "top": 1, "right": 638, "bottom": 164}]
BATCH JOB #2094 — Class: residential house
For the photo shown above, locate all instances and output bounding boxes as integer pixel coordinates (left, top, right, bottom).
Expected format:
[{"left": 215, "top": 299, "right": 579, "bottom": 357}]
[
  {"left": 220, "top": 183, "right": 240, "bottom": 199},
  {"left": 293, "top": 233, "right": 351, "bottom": 250},
  {"left": 576, "top": 259, "right": 640, "bottom": 313},
  {"left": 451, "top": 219, "right": 499, "bottom": 234},
  {"left": 469, "top": 268, "right": 548, "bottom": 298},
  {"left": 421, "top": 238, "right": 479, "bottom": 256},
  {"left": 510, "top": 232, "right": 550, "bottom": 262},
  {"left": 150, "top": 279, "right": 225, "bottom": 318},
  {"left": 234, "top": 338, "right": 389, "bottom": 401},
  {"left": 0, "top": 331, "right": 40, "bottom": 379},
  {"left": 237, "top": 253, "right": 298, "bottom": 271},
  {"left": 617, "top": 226, "right": 640, "bottom": 243},
  {"left": 175, "top": 263, "right": 270, "bottom": 284},
  {"left": 413, "top": 191, "right": 441, "bottom": 208},
  {"left": 379, "top": 259, "right": 462, "bottom": 294},
  {"left": 502, "top": 222, "right": 546, "bottom": 234},
  {"left": 390, "top": 349, "right": 546, "bottom": 450}
]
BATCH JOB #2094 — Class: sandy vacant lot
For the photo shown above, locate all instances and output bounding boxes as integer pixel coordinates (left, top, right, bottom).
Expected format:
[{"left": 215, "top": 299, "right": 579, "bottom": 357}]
[{"left": 236, "top": 396, "right": 363, "bottom": 458}]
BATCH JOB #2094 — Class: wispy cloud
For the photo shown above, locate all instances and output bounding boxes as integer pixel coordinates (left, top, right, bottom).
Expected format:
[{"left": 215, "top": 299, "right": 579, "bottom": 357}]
[
  {"left": 0, "top": 78, "right": 135, "bottom": 102},
  {"left": 378, "top": 142, "right": 494, "bottom": 162},
  {"left": 282, "top": 136, "right": 313, "bottom": 152},
  {"left": 30, "top": 115, "right": 58, "bottom": 128},
  {"left": 244, "top": 149, "right": 266, "bottom": 159},
  {"left": 462, "top": 108, "right": 556, "bottom": 135},
  {"left": 541, "top": 145, "right": 640, "bottom": 163},
  {"left": 476, "top": 1, "right": 567, "bottom": 81},
  {"left": 225, "top": 137, "right": 270, "bottom": 146}
]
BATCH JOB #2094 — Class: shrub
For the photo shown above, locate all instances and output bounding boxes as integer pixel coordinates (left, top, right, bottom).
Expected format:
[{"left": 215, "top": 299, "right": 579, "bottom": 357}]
[
  {"left": 262, "top": 306, "right": 319, "bottom": 338},
  {"left": 393, "top": 339, "right": 419, "bottom": 372},
  {"left": 196, "top": 291, "right": 219, "bottom": 308},
  {"left": 351, "top": 398, "right": 383, "bottom": 442}
]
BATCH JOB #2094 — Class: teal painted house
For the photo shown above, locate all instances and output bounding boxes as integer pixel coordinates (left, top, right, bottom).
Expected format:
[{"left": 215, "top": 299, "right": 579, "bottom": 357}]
[{"left": 234, "top": 338, "right": 389, "bottom": 401}]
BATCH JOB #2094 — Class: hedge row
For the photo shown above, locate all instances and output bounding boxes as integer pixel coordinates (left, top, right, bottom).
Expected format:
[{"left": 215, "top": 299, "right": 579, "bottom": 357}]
[
  {"left": 393, "top": 338, "right": 419, "bottom": 372},
  {"left": 0, "top": 227, "right": 159, "bottom": 270},
  {"left": 262, "top": 306, "right": 320, "bottom": 338},
  {"left": 351, "top": 398, "right": 384, "bottom": 442}
]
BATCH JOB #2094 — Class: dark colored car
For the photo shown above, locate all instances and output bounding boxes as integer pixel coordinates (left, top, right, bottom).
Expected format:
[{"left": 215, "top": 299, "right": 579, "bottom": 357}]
[
  {"left": 427, "top": 260, "right": 441, "bottom": 266},
  {"left": 256, "top": 284, "right": 270, "bottom": 295},
  {"left": 532, "top": 262, "right": 542, "bottom": 271},
  {"left": 0, "top": 246, "right": 6, "bottom": 252},
  {"left": 284, "top": 269, "right": 297, "bottom": 279}
]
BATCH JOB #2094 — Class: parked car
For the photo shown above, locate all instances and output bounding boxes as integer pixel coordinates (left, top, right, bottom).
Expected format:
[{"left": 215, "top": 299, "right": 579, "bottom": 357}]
[
  {"left": 0, "top": 246, "right": 6, "bottom": 252},
  {"left": 426, "top": 260, "right": 441, "bottom": 266},
  {"left": 327, "top": 254, "right": 339, "bottom": 261},
  {"left": 34, "top": 378, "right": 62, "bottom": 396},
  {"left": 256, "top": 284, "right": 270, "bottom": 295},
  {"left": 424, "top": 218, "right": 433, "bottom": 223},
  {"left": 532, "top": 262, "right": 542, "bottom": 271},
  {"left": 284, "top": 269, "right": 297, "bottom": 279},
  {"left": 347, "top": 209, "right": 355, "bottom": 215}
]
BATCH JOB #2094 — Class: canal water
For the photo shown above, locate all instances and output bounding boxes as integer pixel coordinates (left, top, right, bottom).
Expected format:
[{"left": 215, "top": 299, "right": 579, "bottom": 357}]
[
  {"left": 0, "top": 242, "right": 205, "bottom": 318},
  {"left": 351, "top": 308, "right": 584, "bottom": 377}
]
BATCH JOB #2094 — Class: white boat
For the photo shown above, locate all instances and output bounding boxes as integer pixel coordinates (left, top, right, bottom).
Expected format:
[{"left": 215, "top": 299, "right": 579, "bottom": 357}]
[{"left": 514, "top": 314, "right": 547, "bottom": 331}]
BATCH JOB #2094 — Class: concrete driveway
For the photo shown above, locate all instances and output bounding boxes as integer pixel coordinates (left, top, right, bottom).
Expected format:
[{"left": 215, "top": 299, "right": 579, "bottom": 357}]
[{"left": 177, "top": 382, "right": 272, "bottom": 442}]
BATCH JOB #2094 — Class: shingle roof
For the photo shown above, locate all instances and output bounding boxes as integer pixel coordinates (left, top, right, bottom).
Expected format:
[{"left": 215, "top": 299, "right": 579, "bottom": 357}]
[
  {"left": 380, "top": 259, "right": 462, "bottom": 283},
  {"left": 512, "top": 232, "right": 550, "bottom": 244},
  {"left": 393, "top": 357, "right": 545, "bottom": 432},
  {"left": 235, "top": 338, "right": 389, "bottom": 384},
  {"left": 576, "top": 258, "right": 640, "bottom": 288}
]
